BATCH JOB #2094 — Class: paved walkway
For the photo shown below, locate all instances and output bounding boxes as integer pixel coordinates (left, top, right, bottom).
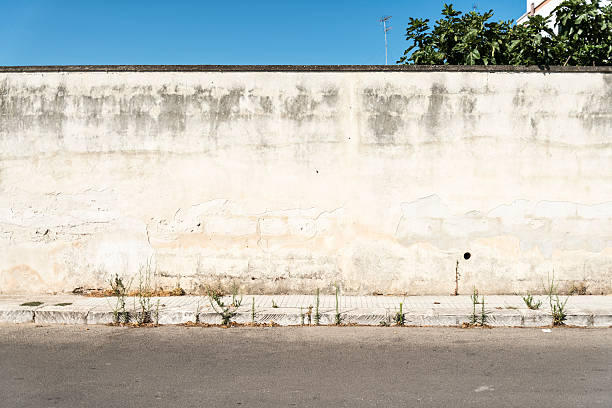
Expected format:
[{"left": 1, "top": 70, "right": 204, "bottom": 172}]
[{"left": 1, "top": 294, "right": 611, "bottom": 327}]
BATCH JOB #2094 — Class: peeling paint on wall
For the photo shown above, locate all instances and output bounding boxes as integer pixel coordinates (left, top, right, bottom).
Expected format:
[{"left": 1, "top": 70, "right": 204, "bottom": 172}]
[{"left": 0, "top": 71, "right": 610, "bottom": 295}]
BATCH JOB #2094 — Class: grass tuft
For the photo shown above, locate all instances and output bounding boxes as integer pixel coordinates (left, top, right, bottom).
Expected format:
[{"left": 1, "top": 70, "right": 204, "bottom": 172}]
[
  {"left": 546, "top": 271, "right": 569, "bottom": 326},
  {"left": 522, "top": 293, "right": 542, "bottom": 310}
]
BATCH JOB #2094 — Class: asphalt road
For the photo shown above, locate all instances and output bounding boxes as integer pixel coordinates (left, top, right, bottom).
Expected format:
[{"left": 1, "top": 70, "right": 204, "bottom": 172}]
[{"left": 1, "top": 325, "right": 610, "bottom": 407}]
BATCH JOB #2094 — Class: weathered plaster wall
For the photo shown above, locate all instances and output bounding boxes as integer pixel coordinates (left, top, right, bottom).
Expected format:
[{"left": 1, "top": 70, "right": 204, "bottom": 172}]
[{"left": 0, "top": 69, "right": 611, "bottom": 294}]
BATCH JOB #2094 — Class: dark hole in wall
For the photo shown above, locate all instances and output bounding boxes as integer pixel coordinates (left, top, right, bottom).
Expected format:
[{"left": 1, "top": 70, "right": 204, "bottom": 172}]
[{"left": 463, "top": 252, "right": 471, "bottom": 260}]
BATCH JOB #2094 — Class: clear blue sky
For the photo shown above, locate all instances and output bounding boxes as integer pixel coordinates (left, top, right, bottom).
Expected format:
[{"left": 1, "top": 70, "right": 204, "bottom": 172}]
[{"left": 0, "top": 1, "right": 526, "bottom": 66}]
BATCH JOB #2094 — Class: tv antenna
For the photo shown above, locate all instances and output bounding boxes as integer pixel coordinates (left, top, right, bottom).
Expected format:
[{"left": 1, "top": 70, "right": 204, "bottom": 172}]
[{"left": 379, "top": 16, "right": 392, "bottom": 65}]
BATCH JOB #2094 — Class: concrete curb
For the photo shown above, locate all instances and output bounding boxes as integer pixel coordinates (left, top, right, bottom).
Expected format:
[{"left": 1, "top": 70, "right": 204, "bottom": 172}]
[{"left": 1, "top": 295, "right": 611, "bottom": 328}]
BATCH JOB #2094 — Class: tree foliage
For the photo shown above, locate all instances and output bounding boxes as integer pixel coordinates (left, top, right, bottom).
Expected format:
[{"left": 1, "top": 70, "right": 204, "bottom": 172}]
[{"left": 397, "top": 0, "right": 612, "bottom": 66}]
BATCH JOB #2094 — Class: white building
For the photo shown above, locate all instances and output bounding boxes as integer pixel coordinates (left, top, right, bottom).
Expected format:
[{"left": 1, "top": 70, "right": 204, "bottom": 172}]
[
  {"left": 517, "top": 0, "right": 610, "bottom": 25},
  {"left": 517, "top": 0, "right": 562, "bottom": 24}
]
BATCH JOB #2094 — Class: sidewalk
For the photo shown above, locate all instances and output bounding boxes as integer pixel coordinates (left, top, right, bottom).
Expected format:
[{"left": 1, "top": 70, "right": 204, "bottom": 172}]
[{"left": 1, "top": 294, "right": 611, "bottom": 327}]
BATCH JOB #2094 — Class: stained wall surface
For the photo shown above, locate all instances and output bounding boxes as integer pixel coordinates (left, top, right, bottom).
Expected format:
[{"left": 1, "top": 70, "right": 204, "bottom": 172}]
[{"left": 0, "top": 68, "right": 610, "bottom": 294}]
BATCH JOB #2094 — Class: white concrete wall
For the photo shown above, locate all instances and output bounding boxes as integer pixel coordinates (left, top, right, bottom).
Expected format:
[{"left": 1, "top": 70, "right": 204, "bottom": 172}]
[{"left": 0, "top": 69, "right": 611, "bottom": 295}]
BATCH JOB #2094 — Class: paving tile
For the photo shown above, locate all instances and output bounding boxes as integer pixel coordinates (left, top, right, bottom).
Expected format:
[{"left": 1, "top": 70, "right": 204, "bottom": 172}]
[{"left": 0, "top": 294, "right": 610, "bottom": 327}]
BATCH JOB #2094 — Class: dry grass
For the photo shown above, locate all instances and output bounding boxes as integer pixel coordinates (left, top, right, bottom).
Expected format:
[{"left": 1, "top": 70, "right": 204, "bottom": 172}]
[
  {"left": 83, "top": 287, "right": 185, "bottom": 297},
  {"left": 567, "top": 281, "right": 588, "bottom": 296}
]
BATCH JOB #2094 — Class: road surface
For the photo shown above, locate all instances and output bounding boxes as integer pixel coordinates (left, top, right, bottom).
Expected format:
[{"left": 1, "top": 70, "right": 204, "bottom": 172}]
[{"left": 1, "top": 325, "right": 610, "bottom": 407}]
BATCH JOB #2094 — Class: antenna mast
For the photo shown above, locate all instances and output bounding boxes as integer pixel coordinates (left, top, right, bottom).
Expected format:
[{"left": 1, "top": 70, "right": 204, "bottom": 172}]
[{"left": 379, "top": 16, "right": 392, "bottom": 65}]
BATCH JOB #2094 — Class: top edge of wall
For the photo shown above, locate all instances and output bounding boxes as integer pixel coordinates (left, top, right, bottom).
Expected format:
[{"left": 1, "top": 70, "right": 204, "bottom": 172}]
[{"left": 0, "top": 65, "right": 611, "bottom": 73}]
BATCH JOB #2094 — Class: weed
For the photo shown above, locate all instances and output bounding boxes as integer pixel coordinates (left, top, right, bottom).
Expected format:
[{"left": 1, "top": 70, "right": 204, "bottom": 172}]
[
  {"left": 522, "top": 293, "right": 542, "bottom": 310},
  {"left": 154, "top": 299, "right": 160, "bottom": 325},
  {"left": 55, "top": 302, "right": 72, "bottom": 306},
  {"left": 110, "top": 274, "right": 131, "bottom": 324},
  {"left": 470, "top": 288, "right": 488, "bottom": 326},
  {"left": 380, "top": 309, "right": 393, "bottom": 326},
  {"left": 470, "top": 288, "right": 479, "bottom": 325},
  {"left": 20, "top": 301, "right": 43, "bottom": 307},
  {"left": 454, "top": 260, "right": 460, "bottom": 296},
  {"left": 334, "top": 284, "right": 343, "bottom": 325},
  {"left": 300, "top": 307, "right": 305, "bottom": 325},
  {"left": 208, "top": 285, "right": 242, "bottom": 325},
  {"left": 480, "top": 295, "right": 488, "bottom": 326},
  {"left": 135, "top": 262, "right": 154, "bottom": 325},
  {"left": 394, "top": 302, "right": 405, "bottom": 326},
  {"left": 195, "top": 299, "right": 202, "bottom": 324},
  {"left": 307, "top": 306, "right": 313, "bottom": 325},
  {"left": 272, "top": 299, "right": 279, "bottom": 308},
  {"left": 545, "top": 272, "right": 569, "bottom": 326},
  {"left": 251, "top": 297, "right": 256, "bottom": 324},
  {"left": 314, "top": 289, "right": 321, "bottom": 325}
]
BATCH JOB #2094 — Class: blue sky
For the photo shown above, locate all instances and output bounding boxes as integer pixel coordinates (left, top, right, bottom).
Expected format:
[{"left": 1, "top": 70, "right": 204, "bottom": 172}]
[{"left": 0, "top": 1, "right": 525, "bottom": 66}]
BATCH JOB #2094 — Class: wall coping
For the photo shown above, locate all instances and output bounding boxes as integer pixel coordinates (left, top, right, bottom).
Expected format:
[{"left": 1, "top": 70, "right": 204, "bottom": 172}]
[{"left": 0, "top": 65, "right": 611, "bottom": 73}]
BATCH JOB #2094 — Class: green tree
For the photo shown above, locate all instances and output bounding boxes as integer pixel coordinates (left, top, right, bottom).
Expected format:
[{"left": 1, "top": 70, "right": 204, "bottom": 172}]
[
  {"left": 552, "top": 0, "right": 612, "bottom": 65},
  {"left": 507, "top": 15, "right": 556, "bottom": 65},
  {"left": 397, "top": 0, "right": 612, "bottom": 66}
]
